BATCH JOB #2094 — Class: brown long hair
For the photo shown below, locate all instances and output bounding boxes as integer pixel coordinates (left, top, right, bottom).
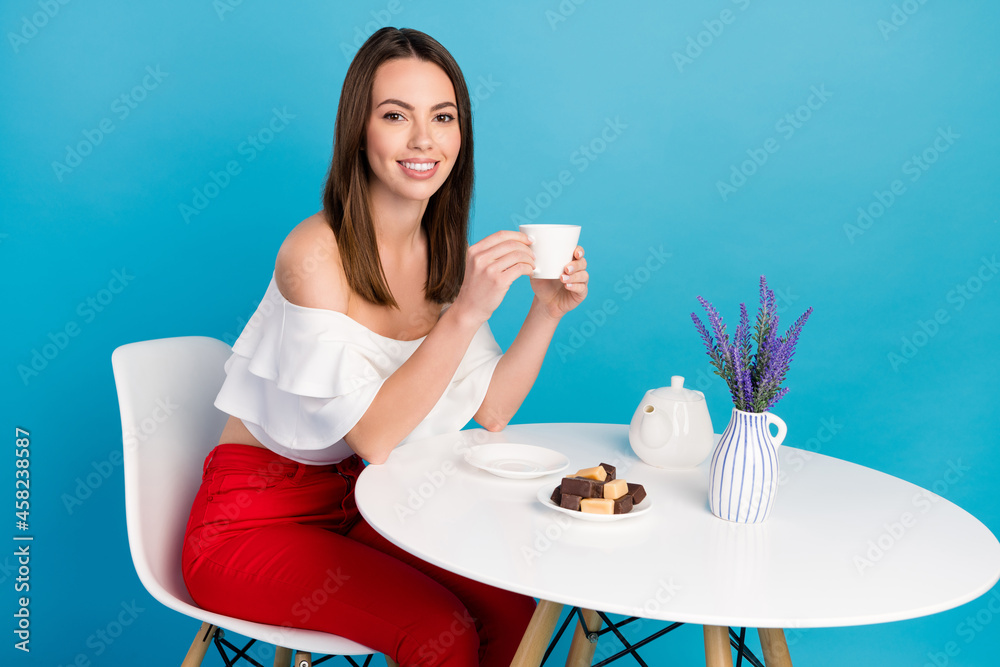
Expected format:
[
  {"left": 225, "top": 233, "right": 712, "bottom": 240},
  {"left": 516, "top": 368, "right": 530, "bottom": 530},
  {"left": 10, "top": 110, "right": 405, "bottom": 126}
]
[{"left": 321, "top": 27, "right": 474, "bottom": 308}]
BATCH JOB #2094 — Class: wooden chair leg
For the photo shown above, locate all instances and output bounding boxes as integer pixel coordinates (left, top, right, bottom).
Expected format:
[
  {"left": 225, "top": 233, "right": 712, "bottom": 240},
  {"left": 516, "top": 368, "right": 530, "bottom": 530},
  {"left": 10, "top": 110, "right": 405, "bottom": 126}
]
[
  {"left": 181, "top": 622, "right": 217, "bottom": 667},
  {"left": 565, "top": 609, "right": 602, "bottom": 667},
  {"left": 757, "top": 628, "right": 793, "bottom": 667},
  {"left": 703, "top": 625, "right": 733, "bottom": 667},
  {"left": 511, "top": 599, "right": 564, "bottom": 667},
  {"left": 274, "top": 646, "right": 293, "bottom": 667},
  {"left": 384, "top": 658, "right": 399, "bottom": 667},
  {"left": 293, "top": 650, "right": 311, "bottom": 667}
]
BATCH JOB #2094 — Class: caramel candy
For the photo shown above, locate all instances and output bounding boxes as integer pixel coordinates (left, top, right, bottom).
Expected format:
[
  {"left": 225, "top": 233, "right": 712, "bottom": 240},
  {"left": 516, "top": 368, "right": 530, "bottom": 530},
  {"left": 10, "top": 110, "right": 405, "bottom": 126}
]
[
  {"left": 599, "top": 462, "right": 616, "bottom": 480},
  {"left": 575, "top": 466, "right": 608, "bottom": 482},
  {"left": 550, "top": 486, "right": 562, "bottom": 505},
  {"left": 627, "top": 483, "right": 647, "bottom": 505},
  {"left": 560, "top": 494, "right": 582, "bottom": 511},
  {"left": 603, "top": 478, "right": 628, "bottom": 500},
  {"left": 580, "top": 498, "right": 614, "bottom": 514},
  {"left": 561, "top": 476, "right": 604, "bottom": 499},
  {"left": 613, "top": 494, "right": 634, "bottom": 514}
]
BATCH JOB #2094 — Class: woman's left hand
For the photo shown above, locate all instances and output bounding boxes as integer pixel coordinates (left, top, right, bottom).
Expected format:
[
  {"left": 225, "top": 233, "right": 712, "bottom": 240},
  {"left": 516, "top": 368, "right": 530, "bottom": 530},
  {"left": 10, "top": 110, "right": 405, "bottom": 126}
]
[{"left": 530, "top": 246, "right": 588, "bottom": 319}]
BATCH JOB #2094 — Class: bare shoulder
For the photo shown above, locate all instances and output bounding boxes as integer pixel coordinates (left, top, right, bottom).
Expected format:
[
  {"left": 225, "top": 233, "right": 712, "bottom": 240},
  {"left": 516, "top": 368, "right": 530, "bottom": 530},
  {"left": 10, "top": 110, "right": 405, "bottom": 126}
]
[{"left": 275, "top": 212, "right": 349, "bottom": 312}]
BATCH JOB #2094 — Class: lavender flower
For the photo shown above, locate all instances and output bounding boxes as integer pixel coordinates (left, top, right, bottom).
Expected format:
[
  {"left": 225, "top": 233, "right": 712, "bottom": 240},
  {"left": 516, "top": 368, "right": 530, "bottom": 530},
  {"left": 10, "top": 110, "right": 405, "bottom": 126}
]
[
  {"left": 733, "top": 303, "right": 753, "bottom": 410},
  {"left": 695, "top": 296, "right": 737, "bottom": 393},
  {"left": 691, "top": 276, "right": 811, "bottom": 413}
]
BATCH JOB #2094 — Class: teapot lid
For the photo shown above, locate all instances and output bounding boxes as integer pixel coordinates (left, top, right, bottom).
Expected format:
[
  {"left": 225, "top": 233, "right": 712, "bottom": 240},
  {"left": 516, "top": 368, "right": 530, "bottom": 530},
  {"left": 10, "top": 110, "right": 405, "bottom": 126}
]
[{"left": 649, "top": 376, "right": 705, "bottom": 402}]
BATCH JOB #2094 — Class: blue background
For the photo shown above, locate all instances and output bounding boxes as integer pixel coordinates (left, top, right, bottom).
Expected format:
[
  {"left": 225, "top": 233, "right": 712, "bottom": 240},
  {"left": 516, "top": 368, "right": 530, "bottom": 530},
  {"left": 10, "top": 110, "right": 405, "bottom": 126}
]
[{"left": 3, "top": 0, "right": 999, "bottom": 665}]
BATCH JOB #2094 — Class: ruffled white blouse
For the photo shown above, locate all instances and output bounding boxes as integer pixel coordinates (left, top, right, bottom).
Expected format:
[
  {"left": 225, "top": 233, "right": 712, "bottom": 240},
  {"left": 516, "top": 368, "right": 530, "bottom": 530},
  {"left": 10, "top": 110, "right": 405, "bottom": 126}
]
[{"left": 214, "top": 273, "right": 504, "bottom": 464}]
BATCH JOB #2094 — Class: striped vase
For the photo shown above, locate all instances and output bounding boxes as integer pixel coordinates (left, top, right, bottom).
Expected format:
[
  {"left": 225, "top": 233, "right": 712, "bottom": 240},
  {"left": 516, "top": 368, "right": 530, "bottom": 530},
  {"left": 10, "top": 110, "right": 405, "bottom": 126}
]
[{"left": 709, "top": 408, "right": 787, "bottom": 523}]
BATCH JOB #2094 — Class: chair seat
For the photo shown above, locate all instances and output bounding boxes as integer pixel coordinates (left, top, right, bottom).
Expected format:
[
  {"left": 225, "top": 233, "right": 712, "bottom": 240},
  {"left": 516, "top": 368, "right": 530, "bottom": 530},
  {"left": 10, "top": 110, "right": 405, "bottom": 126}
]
[{"left": 150, "top": 583, "right": 376, "bottom": 656}]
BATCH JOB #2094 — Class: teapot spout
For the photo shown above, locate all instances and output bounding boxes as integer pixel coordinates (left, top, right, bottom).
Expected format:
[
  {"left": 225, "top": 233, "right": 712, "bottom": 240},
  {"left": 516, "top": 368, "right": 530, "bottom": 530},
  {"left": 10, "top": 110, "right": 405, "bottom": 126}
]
[{"left": 638, "top": 404, "right": 672, "bottom": 449}]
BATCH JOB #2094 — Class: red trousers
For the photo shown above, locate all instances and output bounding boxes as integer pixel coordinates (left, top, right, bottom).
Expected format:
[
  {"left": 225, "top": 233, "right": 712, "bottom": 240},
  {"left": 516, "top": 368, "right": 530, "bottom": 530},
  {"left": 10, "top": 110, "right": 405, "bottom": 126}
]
[{"left": 182, "top": 444, "right": 536, "bottom": 667}]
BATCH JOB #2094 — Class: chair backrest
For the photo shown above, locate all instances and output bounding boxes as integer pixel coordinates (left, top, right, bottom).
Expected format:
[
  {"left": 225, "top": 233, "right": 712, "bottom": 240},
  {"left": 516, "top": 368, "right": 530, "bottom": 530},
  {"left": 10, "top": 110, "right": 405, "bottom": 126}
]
[{"left": 112, "top": 336, "right": 232, "bottom": 608}]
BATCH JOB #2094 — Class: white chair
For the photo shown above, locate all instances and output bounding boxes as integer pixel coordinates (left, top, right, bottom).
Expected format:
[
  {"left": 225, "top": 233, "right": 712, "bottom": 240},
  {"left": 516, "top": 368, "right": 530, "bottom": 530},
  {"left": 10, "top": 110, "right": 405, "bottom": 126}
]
[{"left": 112, "top": 336, "right": 395, "bottom": 667}]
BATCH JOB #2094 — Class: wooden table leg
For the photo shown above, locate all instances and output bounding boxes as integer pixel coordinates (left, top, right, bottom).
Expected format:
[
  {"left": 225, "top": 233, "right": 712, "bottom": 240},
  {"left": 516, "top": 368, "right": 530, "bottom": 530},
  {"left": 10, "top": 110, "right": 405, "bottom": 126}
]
[
  {"left": 511, "top": 599, "right": 564, "bottom": 667},
  {"left": 757, "top": 628, "right": 793, "bottom": 667},
  {"left": 703, "top": 625, "right": 733, "bottom": 667},
  {"left": 565, "top": 609, "right": 602, "bottom": 666}
]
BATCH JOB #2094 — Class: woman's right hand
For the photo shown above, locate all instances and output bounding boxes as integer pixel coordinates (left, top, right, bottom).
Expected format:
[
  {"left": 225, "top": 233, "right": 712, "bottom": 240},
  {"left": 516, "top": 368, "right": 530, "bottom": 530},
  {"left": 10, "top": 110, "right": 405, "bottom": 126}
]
[{"left": 450, "top": 230, "right": 535, "bottom": 325}]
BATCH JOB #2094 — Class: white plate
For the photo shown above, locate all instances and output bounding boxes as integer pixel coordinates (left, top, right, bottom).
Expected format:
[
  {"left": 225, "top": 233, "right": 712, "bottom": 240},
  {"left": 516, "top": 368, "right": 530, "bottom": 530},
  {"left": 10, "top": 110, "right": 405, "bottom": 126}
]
[
  {"left": 536, "top": 484, "right": 653, "bottom": 522},
  {"left": 464, "top": 443, "right": 570, "bottom": 479}
]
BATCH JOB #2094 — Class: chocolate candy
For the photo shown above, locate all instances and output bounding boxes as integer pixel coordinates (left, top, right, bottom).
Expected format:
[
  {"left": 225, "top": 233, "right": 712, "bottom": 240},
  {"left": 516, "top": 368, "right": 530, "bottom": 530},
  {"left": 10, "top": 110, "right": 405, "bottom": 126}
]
[
  {"left": 599, "top": 462, "right": 616, "bottom": 480},
  {"left": 627, "top": 483, "right": 647, "bottom": 505},
  {"left": 560, "top": 494, "right": 583, "bottom": 511},
  {"left": 613, "top": 494, "right": 633, "bottom": 514},
  {"left": 550, "top": 486, "right": 561, "bottom": 505},
  {"left": 561, "top": 476, "right": 604, "bottom": 499}
]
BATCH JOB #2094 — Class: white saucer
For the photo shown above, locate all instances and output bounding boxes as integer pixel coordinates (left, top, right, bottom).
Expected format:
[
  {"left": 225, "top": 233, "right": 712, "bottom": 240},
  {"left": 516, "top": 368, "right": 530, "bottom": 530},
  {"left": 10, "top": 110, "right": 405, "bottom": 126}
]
[
  {"left": 536, "top": 484, "right": 653, "bottom": 522},
  {"left": 464, "top": 443, "right": 570, "bottom": 479}
]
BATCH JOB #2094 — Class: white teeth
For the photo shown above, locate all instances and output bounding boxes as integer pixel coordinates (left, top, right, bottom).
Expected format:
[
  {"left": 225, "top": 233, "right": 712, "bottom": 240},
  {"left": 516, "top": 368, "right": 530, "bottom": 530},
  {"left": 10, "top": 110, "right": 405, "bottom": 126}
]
[{"left": 401, "top": 161, "right": 436, "bottom": 172}]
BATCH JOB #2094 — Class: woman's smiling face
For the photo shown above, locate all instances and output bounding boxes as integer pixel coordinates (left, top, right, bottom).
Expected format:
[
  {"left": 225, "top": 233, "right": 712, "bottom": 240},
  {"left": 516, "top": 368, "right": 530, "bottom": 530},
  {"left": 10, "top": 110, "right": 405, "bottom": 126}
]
[{"left": 365, "top": 57, "right": 461, "bottom": 204}]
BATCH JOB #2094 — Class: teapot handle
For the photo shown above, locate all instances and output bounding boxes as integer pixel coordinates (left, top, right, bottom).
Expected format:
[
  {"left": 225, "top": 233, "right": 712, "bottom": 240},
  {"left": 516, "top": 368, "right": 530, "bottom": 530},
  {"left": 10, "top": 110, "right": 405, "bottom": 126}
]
[{"left": 765, "top": 412, "right": 787, "bottom": 447}]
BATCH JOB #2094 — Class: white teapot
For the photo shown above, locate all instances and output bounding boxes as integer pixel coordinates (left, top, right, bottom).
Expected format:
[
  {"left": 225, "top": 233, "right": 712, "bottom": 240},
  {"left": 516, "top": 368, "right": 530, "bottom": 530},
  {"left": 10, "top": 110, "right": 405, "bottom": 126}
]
[{"left": 629, "top": 375, "right": 715, "bottom": 469}]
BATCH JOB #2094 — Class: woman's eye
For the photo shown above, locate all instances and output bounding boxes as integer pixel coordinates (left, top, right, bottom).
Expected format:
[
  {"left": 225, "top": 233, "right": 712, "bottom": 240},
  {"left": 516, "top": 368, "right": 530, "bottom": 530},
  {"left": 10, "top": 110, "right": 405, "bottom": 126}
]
[
  {"left": 383, "top": 112, "right": 404, "bottom": 121},
  {"left": 435, "top": 113, "right": 456, "bottom": 123}
]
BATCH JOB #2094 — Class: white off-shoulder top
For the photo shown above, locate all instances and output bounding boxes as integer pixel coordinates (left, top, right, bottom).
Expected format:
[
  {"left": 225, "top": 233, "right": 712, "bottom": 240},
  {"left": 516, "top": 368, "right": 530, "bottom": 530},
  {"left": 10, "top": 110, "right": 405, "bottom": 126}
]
[{"left": 214, "top": 273, "right": 504, "bottom": 465}]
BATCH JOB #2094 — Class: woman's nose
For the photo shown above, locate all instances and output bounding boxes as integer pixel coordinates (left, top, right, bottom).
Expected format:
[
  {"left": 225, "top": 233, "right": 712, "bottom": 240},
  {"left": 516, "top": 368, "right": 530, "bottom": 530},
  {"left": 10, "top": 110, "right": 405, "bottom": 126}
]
[{"left": 408, "top": 120, "right": 433, "bottom": 150}]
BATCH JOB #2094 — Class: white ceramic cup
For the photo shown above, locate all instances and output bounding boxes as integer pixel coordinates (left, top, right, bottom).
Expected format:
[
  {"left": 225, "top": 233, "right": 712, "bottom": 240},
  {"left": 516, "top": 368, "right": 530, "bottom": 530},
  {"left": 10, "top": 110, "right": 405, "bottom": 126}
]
[{"left": 518, "top": 224, "right": 581, "bottom": 279}]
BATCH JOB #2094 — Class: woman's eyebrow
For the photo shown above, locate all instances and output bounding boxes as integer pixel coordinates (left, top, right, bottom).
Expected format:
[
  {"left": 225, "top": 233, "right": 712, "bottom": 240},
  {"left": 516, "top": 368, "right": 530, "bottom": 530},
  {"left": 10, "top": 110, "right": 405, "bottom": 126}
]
[{"left": 376, "top": 99, "right": 457, "bottom": 112}]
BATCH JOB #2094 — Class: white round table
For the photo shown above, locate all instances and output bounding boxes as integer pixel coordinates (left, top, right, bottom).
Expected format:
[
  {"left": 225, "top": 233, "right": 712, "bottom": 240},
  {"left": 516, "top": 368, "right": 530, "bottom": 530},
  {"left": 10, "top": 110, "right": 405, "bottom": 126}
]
[{"left": 355, "top": 423, "right": 1000, "bottom": 666}]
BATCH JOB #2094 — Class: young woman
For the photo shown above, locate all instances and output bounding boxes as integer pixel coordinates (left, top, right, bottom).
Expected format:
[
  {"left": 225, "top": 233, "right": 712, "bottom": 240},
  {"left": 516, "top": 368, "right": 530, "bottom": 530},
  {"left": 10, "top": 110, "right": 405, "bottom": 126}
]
[{"left": 181, "top": 27, "right": 589, "bottom": 666}]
